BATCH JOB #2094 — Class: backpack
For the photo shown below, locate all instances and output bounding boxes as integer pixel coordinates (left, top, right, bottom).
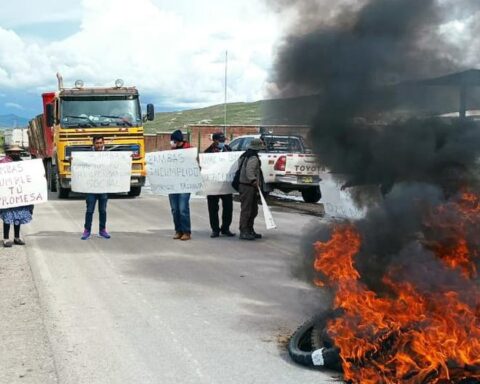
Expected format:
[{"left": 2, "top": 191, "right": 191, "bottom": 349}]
[{"left": 231, "top": 154, "right": 247, "bottom": 192}]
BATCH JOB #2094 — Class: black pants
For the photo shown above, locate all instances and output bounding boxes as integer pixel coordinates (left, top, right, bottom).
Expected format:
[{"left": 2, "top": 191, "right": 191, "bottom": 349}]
[
  {"left": 3, "top": 223, "right": 20, "bottom": 239},
  {"left": 207, "top": 194, "right": 233, "bottom": 233},
  {"left": 238, "top": 185, "right": 258, "bottom": 233}
]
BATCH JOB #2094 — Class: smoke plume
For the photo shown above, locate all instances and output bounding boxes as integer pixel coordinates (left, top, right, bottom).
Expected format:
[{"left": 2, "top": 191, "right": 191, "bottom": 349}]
[{"left": 269, "top": 0, "right": 480, "bottom": 291}]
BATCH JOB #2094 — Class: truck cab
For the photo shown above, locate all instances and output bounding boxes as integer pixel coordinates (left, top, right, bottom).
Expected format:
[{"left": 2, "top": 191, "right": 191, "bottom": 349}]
[{"left": 29, "top": 76, "right": 154, "bottom": 198}]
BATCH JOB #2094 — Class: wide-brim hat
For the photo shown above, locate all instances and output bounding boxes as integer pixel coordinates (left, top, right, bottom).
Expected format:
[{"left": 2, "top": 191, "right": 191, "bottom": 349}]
[
  {"left": 6, "top": 145, "right": 23, "bottom": 152},
  {"left": 248, "top": 138, "right": 265, "bottom": 151}
]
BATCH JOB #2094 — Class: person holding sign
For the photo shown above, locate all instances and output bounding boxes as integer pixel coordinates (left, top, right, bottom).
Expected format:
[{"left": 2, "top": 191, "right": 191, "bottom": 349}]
[
  {"left": 238, "top": 138, "right": 265, "bottom": 240},
  {"left": 0, "top": 146, "right": 33, "bottom": 247},
  {"left": 204, "top": 132, "right": 235, "bottom": 238},
  {"left": 169, "top": 130, "right": 192, "bottom": 241},
  {"left": 81, "top": 136, "right": 111, "bottom": 240}
]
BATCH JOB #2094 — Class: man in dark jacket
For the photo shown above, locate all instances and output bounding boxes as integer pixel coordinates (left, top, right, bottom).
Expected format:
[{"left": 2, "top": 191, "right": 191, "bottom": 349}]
[
  {"left": 81, "top": 135, "right": 111, "bottom": 240},
  {"left": 238, "top": 138, "right": 265, "bottom": 240},
  {"left": 204, "top": 132, "right": 235, "bottom": 238},
  {"left": 169, "top": 129, "right": 193, "bottom": 241}
]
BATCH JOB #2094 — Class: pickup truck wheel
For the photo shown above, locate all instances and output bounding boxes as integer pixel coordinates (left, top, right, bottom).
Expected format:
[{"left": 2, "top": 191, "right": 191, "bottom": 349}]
[
  {"left": 128, "top": 186, "right": 141, "bottom": 197},
  {"left": 301, "top": 186, "right": 321, "bottom": 203}
]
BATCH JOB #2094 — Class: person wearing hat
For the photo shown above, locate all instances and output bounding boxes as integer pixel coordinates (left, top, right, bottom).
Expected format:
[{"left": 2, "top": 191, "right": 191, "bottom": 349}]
[
  {"left": 169, "top": 129, "right": 192, "bottom": 241},
  {"left": 0, "top": 145, "right": 33, "bottom": 247},
  {"left": 204, "top": 132, "right": 235, "bottom": 238},
  {"left": 238, "top": 138, "right": 265, "bottom": 240}
]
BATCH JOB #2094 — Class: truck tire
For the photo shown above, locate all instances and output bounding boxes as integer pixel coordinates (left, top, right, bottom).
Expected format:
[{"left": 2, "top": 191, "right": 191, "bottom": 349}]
[
  {"left": 301, "top": 186, "right": 321, "bottom": 203},
  {"left": 58, "top": 187, "right": 70, "bottom": 199},
  {"left": 54, "top": 166, "right": 69, "bottom": 198},
  {"left": 46, "top": 160, "right": 57, "bottom": 192},
  {"left": 128, "top": 186, "right": 142, "bottom": 197}
]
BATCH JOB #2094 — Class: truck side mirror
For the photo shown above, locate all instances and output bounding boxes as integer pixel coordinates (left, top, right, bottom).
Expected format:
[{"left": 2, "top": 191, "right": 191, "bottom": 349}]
[
  {"left": 146, "top": 104, "right": 155, "bottom": 121},
  {"left": 46, "top": 103, "right": 55, "bottom": 126}
]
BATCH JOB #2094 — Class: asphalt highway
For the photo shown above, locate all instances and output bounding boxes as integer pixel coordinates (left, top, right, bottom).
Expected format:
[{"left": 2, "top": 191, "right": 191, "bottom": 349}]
[{"left": 18, "top": 192, "right": 342, "bottom": 383}]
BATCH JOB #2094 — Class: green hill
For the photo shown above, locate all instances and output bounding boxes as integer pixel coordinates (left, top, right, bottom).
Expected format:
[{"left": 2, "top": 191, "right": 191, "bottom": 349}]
[
  {"left": 144, "top": 96, "right": 320, "bottom": 133},
  {"left": 144, "top": 101, "right": 262, "bottom": 133}
]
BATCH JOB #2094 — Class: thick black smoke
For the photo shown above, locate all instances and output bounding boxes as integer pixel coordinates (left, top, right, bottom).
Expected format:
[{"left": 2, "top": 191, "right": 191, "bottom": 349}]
[
  {"left": 270, "top": 0, "right": 480, "bottom": 292},
  {"left": 270, "top": 0, "right": 480, "bottom": 192}
]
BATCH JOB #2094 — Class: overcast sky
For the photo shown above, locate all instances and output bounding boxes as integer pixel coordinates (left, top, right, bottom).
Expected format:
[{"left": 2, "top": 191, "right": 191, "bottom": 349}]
[{"left": 0, "top": 0, "right": 284, "bottom": 117}]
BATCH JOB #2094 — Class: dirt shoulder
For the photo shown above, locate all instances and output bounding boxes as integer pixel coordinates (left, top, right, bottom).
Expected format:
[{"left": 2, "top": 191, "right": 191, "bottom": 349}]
[{"left": 0, "top": 245, "right": 57, "bottom": 384}]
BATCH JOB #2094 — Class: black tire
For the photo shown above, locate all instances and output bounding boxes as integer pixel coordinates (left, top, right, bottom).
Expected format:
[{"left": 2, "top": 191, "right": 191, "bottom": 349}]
[
  {"left": 47, "top": 160, "right": 57, "bottom": 192},
  {"left": 54, "top": 166, "right": 69, "bottom": 198},
  {"left": 301, "top": 186, "right": 321, "bottom": 203},
  {"left": 128, "top": 186, "right": 142, "bottom": 197},
  {"left": 57, "top": 187, "right": 70, "bottom": 199},
  {"left": 288, "top": 316, "right": 342, "bottom": 371},
  {"left": 288, "top": 319, "right": 316, "bottom": 367}
]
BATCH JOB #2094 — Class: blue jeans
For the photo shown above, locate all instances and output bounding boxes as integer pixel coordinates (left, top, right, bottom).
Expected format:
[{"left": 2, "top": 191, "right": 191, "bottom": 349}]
[
  {"left": 84, "top": 193, "right": 108, "bottom": 231},
  {"left": 169, "top": 193, "right": 191, "bottom": 234}
]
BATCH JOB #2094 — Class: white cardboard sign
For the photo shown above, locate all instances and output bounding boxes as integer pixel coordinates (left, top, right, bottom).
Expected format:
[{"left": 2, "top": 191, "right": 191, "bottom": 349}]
[
  {"left": 0, "top": 159, "right": 48, "bottom": 208},
  {"left": 258, "top": 187, "right": 277, "bottom": 230},
  {"left": 146, "top": 147, "right": 203, "bottom": 195},
  {"left": 199, "top": 151, "right": 244, "bottom": 195},
  {"left": 71, "top": 151, "right": 132, "bottom": 193}
]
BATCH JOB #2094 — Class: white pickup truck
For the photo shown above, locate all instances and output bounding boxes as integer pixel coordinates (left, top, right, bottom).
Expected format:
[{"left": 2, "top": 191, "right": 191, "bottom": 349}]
[{"left": 229, "top": 134, "right": 321, "bottom": 203}]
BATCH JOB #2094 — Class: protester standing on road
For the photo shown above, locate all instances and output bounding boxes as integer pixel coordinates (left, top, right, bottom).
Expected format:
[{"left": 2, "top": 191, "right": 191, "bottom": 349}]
[
  {"left": 204, "top": 132, "right": 236, "bottom": 238},
  {"left": 0, "top": 146, "right": 33, "bottom": 247},
  {"left": 169, "top": 129, "right": 192, "bottom": 241},
  {"left": 81, "top": 136, "right": 111, "bottom": 240},
  {"left": 238, "top": 138, "right": 265, "bottom": 240}
]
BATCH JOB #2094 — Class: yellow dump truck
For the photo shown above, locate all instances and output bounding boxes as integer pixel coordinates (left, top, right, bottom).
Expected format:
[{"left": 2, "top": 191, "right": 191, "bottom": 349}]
[{"left": 28, "top": 74, "right": 154, "bottom": 198}]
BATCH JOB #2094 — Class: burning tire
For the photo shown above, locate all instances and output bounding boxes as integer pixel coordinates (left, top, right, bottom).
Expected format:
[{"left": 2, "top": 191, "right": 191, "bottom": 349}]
[{"left": 288, "top": 316, "right": 342, "bottom": 371}]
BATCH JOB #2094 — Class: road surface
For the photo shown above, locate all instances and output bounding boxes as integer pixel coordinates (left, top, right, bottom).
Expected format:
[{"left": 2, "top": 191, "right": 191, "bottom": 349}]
[{"left": 5, "top": 192, "right": 344, "bottom": 383}]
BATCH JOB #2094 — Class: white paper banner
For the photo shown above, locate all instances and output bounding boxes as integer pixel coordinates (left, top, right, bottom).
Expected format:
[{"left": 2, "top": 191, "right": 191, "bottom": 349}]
[
  {"left": 0, "top": 159, "right": 48, "bottom": 208},
  {"left": 258, "top": 187, "right": 277, "bottom": 230},
  {"left": 199, "top": 151, "right": 244, "bottom": 195},
  {"left": 71, "top": 151, "right": 132, "bottom": 193},
  {"left": 146, "top": 147, "right": 203, "bottom": 195}
]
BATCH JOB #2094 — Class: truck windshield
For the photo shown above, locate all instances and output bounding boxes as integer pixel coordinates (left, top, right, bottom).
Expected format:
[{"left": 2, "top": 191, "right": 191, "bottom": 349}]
[
  {"left": 60, "top": 95, "right": 142, "bottom": 128},
  {"left": 263, "top": 136, "right": 305, "bottom": 153}
]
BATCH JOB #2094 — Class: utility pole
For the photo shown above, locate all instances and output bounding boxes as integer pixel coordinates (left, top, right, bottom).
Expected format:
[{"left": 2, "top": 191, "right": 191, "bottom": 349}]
[{"left": 224, "top": 50, "right": 228, "bottom": 135}]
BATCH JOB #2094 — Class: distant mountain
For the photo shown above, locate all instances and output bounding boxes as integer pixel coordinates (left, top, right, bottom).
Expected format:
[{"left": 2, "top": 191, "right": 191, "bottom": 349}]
[{"left": 0, "top": 114, "right": 29, "bottom": 129}]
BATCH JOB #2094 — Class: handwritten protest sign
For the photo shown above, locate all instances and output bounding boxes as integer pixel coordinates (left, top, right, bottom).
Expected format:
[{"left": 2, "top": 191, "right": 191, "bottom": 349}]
[
  {"left": 258, "top": 187, "right": 277, "bottom": 230},
  {"left": 199, "top": 151, "right": 244, "bottom": 195},
  {"left": 71, "top": 152, "right": 132, "bottom": 193},
  {"left": 0, "top": 159, "right": 47, "bottom": 208},
  {"left": 146, "top": 147, "right": 203, "bottom": 195}
]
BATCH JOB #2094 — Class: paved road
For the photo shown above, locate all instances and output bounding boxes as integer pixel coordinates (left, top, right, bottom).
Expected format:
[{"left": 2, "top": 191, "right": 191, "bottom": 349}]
[{"left": 21, "top": 192, "right": 342, "bottom": 384}]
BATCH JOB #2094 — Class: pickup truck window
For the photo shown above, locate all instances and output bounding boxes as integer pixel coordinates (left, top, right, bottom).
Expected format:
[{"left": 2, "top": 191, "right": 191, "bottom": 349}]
[
  {"left": 263, "top": 136, "right": 304, "bottom": 153},
  {"left": 229, "top": 138, "right": 244, "bottom": 151},
  {"left": 242, "top": 137, "right": 254, "bottom": 151}
]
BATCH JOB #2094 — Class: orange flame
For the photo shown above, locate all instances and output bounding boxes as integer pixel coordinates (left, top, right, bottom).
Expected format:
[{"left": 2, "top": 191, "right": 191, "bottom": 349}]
[{"left": 313, "top": 194, "right": 480, "bottom": 383}]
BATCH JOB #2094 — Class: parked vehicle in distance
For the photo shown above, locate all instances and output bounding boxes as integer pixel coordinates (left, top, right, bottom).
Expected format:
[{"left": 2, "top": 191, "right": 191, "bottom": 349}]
[
  {"left": 4, "top": 128, "right": 29, "bottom": 150},
  {"left": 229, "top": 134, "right": 322, "bottom": 203}
]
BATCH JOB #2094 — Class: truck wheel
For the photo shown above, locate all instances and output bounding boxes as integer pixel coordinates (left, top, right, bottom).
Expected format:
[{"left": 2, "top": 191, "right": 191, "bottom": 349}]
[
  {"left": 47, "top": 161, "right": 57, "bottom": 192},
  {"left": 54, "top": 167, "right": 69, "bottom": 198},
  {"left": 128, "top": 186, "right": 141, "bottom": 197},
  {"left": 301, "top": 186, "right": 321, "bottom": 203},
  {"left": 58, "top": 187, "right": 70, "bottom": 199}
]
